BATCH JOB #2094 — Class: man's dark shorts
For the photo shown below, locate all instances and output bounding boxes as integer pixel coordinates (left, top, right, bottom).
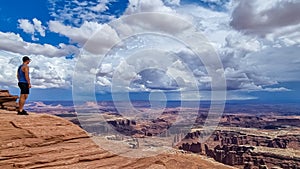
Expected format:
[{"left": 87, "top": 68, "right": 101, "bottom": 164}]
[{"left": 18, "top": 82, "right": 29, "bottom": 94}]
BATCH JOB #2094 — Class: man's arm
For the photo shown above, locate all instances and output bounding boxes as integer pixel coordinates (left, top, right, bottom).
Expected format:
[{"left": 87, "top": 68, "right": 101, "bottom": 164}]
[
  {"left": 23, "top": 66, "right": 31, "bottom": 88},
  {"left": 17, "top": 71, "right": 20, "bottom": 81}
]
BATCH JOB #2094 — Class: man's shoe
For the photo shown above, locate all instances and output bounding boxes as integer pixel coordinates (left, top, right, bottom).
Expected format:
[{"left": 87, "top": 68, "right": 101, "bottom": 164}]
[
  {"left": 22, "top": 110, "right": 29, "bottom": 115},
  {"left": 17, "top": 110, "right": 29, "bottom": 115}
]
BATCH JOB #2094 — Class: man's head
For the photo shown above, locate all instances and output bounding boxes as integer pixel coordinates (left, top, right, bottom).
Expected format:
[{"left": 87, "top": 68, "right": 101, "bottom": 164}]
[{"left": 22, "top": 56, "right": 31, "bottom": 64}]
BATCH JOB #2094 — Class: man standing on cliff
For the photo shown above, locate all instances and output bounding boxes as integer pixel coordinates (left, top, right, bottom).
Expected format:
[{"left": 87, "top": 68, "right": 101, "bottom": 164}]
[{"left": 17, "top": 56, "right": 31, "bottom": 115}]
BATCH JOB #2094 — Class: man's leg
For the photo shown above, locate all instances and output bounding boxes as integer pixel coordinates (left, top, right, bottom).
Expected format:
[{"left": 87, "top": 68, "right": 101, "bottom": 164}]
[{"left": 18, "top": 94, "right": 28, "bottom": 112}]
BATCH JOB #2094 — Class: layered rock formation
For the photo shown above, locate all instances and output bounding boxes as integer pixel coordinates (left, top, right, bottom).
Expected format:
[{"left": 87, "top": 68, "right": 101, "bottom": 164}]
[
  {"left": 0, "top": 90, "right": 18, "bottom": 111},
  {"left": 0, "top": 110, "right": 236, "bottom": 169},
  {"left": 179, "top": 142, "right": 202, "bottom": 154},
  {"left": 218, "top": 114, "right": 300, "bottom": 128},
  {"left": 212, "top": 131, "right": 294, "bottom": 149},
  {"left": 177, "top": 129, "right": 300, "bottom": 169},
  {"left": 209, "top": 144, "right": 300, "bottom": 169}
]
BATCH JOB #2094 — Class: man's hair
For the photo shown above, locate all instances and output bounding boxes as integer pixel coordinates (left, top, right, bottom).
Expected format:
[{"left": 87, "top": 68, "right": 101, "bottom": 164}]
[{"left": 22, "top": 56, "right": 31, "bottom": 62}]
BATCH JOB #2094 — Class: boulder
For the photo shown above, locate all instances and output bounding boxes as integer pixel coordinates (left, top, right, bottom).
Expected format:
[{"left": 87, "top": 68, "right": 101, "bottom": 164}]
[
  {"left": 0, "top": 91, "right": 10, "bottom": 97},
  {"left": 0, "top": 89, "right": 18, "bottom": 111}
]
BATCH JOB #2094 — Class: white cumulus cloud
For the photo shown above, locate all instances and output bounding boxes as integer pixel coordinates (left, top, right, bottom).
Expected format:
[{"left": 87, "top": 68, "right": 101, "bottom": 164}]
[
  {"left": 0, "top": 31, "right": 78, "bottom": 58},
  {"left": 18, "top": 18, "right": 46, "bottom": 41}
]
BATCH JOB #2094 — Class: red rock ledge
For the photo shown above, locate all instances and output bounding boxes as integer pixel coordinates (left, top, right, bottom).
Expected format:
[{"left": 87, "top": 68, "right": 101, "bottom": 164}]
[{"left": 0, "top": 110, "right": 236, "bottom": 169}]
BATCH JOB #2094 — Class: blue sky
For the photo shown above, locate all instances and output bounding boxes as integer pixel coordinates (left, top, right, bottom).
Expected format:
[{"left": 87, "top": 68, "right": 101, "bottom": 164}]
[
  {"left": 0, "top": 1, "right": 57, "bottom": 44},
  {"left": 0, "top": 0, "right": 300, "bottom": 102}
]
